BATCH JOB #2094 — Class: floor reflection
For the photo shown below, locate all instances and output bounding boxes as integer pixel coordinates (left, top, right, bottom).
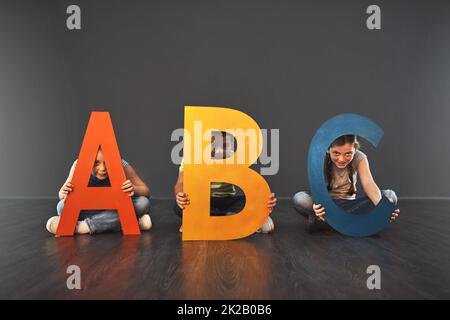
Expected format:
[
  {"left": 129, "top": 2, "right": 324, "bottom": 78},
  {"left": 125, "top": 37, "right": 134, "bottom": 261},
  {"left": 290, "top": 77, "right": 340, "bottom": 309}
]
[
  {"left": 45, "top": 234, "right": 147, "bottom": 299},
  {"left": 179, "top": 239, "right": 271, "bottom": 299}
]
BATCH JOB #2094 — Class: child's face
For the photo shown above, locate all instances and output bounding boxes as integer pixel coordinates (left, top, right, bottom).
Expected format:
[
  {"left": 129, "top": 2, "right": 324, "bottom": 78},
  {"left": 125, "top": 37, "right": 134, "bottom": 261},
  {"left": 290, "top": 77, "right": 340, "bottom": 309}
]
[
  {"left": 328, "top": 143, "right": 356, "bottom": 169},
  {"left": 93, "top": 149, "right": 108, "bottom": 180},
  {"left": 211, "top": 134, "right": 233, "bottom": 159}
]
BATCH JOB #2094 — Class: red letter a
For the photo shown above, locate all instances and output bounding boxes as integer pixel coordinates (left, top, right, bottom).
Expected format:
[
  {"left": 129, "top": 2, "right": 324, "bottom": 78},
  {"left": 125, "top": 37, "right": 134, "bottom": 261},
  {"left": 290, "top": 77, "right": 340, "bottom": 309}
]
[{"left": 56, "top": 112, "right": 140, "bottom": 236}]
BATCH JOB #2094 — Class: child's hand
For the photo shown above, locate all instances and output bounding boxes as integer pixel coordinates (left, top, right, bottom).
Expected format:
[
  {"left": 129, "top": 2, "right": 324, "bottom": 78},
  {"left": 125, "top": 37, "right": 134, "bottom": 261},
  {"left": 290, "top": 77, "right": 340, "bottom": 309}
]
[
  {"left": 176, "top": 192, "right": 190, "bottom": 209},
  {"left": 59, "top": 181, "right": 73, "bottom": 200},
  {"left": 390, "top": 208, "right": 400, "bottom": 222},
  {"left": 267, "top": 193, "right": 277, "bottom": 213},
  {"left": 122, "top": 179, "right": 135, "bottom": 197},
  {"left": 313, "top": 203, "right": 326, "bottom": 221}
]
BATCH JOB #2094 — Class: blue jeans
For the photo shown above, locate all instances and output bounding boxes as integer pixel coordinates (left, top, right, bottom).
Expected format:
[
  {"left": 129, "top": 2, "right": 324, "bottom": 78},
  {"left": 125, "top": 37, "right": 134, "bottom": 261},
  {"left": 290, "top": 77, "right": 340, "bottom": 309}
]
[
  {"left": 292, "top": 189, "right": 398, "bottom": 218},
  {"left": 56, "top": 196, "right": 150, "bottom": 234}
]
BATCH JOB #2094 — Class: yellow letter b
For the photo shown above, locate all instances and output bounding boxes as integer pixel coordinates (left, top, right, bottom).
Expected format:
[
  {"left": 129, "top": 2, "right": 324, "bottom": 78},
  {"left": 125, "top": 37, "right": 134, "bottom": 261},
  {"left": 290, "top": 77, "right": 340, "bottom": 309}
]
[{"left": 183, "top": 106, "right": 271, "bottom": 240}]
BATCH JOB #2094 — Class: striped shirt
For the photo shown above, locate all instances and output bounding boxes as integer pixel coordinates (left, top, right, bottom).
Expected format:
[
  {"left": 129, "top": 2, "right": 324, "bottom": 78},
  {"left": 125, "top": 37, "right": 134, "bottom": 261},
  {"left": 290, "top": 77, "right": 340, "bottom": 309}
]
[{"left": 179, "top": 160, "right": 236, "bottom": 197}]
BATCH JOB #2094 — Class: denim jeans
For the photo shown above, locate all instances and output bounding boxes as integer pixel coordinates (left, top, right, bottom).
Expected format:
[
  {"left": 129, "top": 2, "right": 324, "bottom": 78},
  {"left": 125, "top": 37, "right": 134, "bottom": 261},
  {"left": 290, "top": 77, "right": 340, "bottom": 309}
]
[
  {"left": 56, "top": 196, "right": 150, "bottom": 234},
  {"left": 292, "top": 189, "right": 398, "bottom": 218},
  {"left": 173, "top": 195, "right": 246, "bottom": 218}
]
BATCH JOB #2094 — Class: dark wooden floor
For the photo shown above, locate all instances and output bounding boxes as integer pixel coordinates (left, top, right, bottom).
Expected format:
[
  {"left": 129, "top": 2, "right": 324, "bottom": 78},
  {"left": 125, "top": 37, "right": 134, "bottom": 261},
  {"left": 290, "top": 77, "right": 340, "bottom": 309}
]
[{"left": 0, "top": 199, "right": 449, "bottom": 299}]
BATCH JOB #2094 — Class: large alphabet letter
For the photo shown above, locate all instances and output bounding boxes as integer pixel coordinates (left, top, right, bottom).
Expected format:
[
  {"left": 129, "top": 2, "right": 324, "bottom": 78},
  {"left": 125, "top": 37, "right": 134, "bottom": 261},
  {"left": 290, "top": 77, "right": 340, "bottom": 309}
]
[
  {"left": 56, "top": 112, "right": 140, "bottom": 236},
  {"left": 307, "top": 114, "right": 395, "bottom": 237},
  {"left": 183, "top": 106, "right": 271, "bottom": 240}
]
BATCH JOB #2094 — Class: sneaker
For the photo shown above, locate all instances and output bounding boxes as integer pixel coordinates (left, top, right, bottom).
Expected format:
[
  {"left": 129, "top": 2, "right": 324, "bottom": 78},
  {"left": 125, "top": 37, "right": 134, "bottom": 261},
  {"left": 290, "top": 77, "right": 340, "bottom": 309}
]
[
  {"left": 179, "top": 225, "right": 183, "bottom": 233},
  {"left": 46, "top": 216, "right": 60, "bottom": 234},
  {"left": 75, "top": 220, "right": 91, "bottom": 234},
  {"left": 256, "top": 216, "right": 274, "bottom": 234},
  {"left": 138, "top": 214, "right": 152, "bottom": 231},
  {"left": 46, "top": 216, "right": 92, "bottom": 235}
]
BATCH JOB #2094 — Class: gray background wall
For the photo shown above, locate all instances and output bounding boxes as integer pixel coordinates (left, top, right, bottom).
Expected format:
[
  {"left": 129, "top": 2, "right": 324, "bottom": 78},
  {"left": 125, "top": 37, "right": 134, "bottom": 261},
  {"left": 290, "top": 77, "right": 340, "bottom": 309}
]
[{"left": 0, "top": 0, "right": 449, "bottom": 198}]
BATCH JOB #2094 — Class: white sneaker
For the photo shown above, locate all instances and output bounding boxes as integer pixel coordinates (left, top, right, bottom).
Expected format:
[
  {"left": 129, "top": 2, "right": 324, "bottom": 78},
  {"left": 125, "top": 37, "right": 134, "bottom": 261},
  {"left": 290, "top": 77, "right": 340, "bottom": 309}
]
[
  {"left": 46, "top": 216, "right": 60, "bottom": 234},
  {"left": 75, "top": 220, "right": 91, "bottom": 234},
  {"left": 256, "top": 216, "right": 274, "bottom": 234},
  {"left": 138, "top": 214, "right": 152, "bottom": 231}
]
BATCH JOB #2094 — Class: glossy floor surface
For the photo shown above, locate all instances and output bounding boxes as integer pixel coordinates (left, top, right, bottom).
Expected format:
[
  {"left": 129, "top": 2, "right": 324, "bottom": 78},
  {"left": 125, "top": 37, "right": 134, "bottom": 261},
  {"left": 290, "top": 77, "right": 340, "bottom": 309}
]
[{"left": 0, "top": 199, "right": 449, "bottom": 299}]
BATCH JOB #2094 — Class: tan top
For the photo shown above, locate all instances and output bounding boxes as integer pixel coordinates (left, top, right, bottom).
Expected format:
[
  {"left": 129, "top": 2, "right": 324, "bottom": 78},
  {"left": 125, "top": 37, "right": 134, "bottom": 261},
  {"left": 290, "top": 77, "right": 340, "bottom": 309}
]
[{"left": 327, "top": 150, "right": 367, "bottom": 200}]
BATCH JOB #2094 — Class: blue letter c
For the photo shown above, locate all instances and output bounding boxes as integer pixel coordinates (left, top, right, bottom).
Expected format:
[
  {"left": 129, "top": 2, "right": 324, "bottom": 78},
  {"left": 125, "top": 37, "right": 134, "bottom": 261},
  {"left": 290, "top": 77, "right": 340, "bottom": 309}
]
[{"left": 307, "top": 114, "right": 395, "bottom": 237}]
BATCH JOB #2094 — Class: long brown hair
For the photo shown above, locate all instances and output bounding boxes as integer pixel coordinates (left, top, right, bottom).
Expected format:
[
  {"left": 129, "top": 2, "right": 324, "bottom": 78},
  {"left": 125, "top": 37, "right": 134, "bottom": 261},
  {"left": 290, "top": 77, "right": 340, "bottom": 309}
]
[{"left": 324, "top": 135, "right": 360, "bottom": 195}]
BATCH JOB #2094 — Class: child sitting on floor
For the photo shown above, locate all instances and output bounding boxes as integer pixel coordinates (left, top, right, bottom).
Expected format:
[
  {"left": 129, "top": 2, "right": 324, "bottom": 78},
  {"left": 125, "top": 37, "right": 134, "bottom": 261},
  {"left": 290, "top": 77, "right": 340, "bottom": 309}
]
[
  {"left": 46, "top": 148, "right": 152, "bottom": 235},
  {"left": 173, "top": 131, "right": 277, "bottom": 233}
]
